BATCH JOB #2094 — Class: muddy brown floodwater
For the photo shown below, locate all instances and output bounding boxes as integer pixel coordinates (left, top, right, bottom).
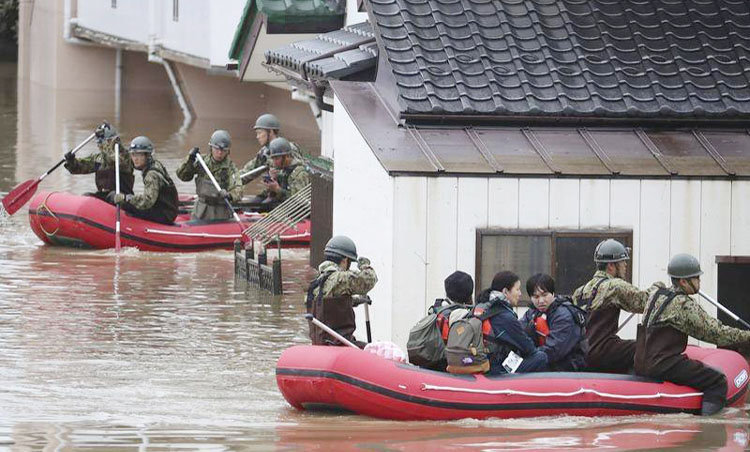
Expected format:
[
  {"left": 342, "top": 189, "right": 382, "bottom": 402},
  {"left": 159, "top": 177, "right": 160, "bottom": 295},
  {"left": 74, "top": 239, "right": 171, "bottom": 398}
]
[{"left": 1, "top": 62, "right": 750, "bottom": 450}]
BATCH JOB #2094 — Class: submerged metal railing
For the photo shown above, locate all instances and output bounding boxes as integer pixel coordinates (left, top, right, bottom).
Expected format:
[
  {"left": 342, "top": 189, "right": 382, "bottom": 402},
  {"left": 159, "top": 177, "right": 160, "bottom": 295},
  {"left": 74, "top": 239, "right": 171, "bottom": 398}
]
[
  {"left": 234, "top": 240, "right": 282, "bottom": 295},
  {"left": 243, "top": 183, "right": 312, "bottom": 246}
]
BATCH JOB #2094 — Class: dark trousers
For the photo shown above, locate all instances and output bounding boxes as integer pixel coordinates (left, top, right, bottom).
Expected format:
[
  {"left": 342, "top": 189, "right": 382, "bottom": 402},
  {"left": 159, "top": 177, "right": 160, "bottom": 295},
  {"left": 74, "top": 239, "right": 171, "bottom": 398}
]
[
  {"left": 488, "top": 349, "right": 548, "bottom": 375},
  {"left": 660, "top": 357, "right": 728, "bottom": 412},
  {"left": 122, "top": 204, "right": 174, "bottom": 225},
  {"left": 588, "top": 338, "right": 636, "bottom": 373}
]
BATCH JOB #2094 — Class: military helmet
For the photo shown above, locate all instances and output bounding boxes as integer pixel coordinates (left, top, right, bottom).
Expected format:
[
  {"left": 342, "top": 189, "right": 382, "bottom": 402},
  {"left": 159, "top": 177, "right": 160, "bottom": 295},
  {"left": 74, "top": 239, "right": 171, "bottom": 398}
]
[
  {"left": 129, "top": 136, "right": 154, "bottom": 154},
  {"left": 594, "top": 239, "right": 630, "bottom": 263},
  {"left": 209, "top": 130, "right": 231, "bottom": 150},
  {"left": 668, "top": 253, "right": 703, "bottom": 279},
  {"left": 269, "top": 137, "right": 292, "bottom": 157},
  {"left": 95, "top": 121, "right": 119, "bottom": 143},
  {"left": 324, "top": 235, "right": 358, "bottom": 261},
  {"left": 254, "top": 113, "right": 281, "bottom": 130}
]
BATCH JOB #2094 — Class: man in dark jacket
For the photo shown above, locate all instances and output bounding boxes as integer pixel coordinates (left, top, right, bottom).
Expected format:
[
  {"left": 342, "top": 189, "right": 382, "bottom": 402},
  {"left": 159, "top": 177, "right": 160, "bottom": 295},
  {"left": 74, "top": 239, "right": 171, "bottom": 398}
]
[
  {"left": 521, "top": 273, "right": 588, "bottom": 371},
  {"left": 478, "top": 271, "right": 548, "bottom": 375}
]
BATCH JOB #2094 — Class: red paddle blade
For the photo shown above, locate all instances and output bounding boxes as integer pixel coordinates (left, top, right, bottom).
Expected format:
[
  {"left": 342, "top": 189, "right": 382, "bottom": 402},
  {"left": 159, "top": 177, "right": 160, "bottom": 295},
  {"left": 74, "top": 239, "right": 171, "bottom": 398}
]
[{"left": 1, "top": 179, "right": 40, "bottom": 216}]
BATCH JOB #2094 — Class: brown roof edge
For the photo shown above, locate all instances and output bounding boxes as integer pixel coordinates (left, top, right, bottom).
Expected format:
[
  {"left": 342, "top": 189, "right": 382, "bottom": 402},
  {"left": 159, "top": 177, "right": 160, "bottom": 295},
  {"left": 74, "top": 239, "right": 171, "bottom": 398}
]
[{"left": 716, "top": 256, "right": 750, "bottom": 264}]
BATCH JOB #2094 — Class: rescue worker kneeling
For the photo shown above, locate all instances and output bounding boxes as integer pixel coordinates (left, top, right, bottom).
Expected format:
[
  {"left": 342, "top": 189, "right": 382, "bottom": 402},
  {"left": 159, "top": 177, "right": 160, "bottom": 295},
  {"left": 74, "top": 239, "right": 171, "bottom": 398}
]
[
  {"left": 634, "top": 254, "right": 750, "bottom": 416},
  {"left": 520, "top": 273, "right": 588, "bottom": 371},
  {"left": 447, "top": 271, "right": 547, "bottom": 375},
  {"left": 306, "top": 236, "right": 377, "bottom": 348},
  {"left": 108, "top": 136, "right": 178, "bottom": 225}
]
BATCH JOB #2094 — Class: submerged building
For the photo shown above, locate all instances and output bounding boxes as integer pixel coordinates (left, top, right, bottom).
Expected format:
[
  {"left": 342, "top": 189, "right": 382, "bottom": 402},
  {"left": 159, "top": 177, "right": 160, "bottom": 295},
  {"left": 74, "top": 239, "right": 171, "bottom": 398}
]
[{"left": 262, "top": 0, "right": 750, "bottom": 348}]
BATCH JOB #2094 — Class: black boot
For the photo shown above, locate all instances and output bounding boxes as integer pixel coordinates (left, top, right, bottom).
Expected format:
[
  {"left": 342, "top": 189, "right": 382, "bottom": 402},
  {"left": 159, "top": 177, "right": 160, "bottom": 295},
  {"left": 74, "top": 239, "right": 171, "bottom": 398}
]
[{"left": 700, "top": 400, "right": 724, "bottom": 416}]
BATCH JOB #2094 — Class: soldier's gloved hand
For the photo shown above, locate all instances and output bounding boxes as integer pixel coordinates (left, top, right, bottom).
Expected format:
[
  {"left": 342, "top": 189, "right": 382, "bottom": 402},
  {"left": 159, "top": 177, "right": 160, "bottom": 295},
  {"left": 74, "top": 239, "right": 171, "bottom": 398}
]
[
  {"left": 105, "top": 191, "right": 117, "bottom": 204},
  {"left": 94, "top": 121, "right": 111, "bottom": 140},
  {"left": 64, "top": 151, "right": 75, "bottom": 163},
  {"left": 357, "top": 257, "right": 371, "bottom": 268},
  {"left": 188, "top": 147, "right": 200, "bottom": 162},
  {"left": 218, "top": 189, "right": 229, "bottom": 199}
]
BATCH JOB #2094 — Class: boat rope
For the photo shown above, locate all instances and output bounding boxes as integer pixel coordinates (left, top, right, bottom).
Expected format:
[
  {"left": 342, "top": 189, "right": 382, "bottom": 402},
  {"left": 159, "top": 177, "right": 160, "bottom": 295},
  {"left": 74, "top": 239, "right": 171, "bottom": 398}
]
[
  {"left": 420, "top": 384, "right": 703, "bottom": 400},
  {"left": 37, "top": 192, "right": 60, "bottom": 237},
  {"left": 144, "top": 229, "right": 242, "bottom": 239}
]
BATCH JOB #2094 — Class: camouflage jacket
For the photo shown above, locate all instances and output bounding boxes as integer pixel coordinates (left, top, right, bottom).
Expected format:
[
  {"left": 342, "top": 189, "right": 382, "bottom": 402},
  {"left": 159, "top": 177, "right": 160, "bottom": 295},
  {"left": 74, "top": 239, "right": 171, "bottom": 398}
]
[
  {"left": 175, "top": 153, "right": 242, "bottom": 202},
  {"left": 240, "top": 141, "right": 302, "bottom": 184},
  {"left": 644, "top": 284, "right": 750, "bottom": 346},
  {"left": 573, "top": 270, "right": 648, "bottom": 314},
  {"left": 64, "top": 139, "right": 134, "bottom": 176},
  {"left": 313, "top": 258, "right": 378, "bottom": 298},
  {"left": 272, "top": 159, "right": 310, "bottom": 202},
  {"left": 126, "top": 159, "right": 175, "bottom": 210}
]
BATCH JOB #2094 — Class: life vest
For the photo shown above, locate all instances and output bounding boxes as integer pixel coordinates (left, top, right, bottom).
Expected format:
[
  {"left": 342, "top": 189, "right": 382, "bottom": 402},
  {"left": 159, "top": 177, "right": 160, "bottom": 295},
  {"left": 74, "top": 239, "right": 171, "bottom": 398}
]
[
  {"left": 142, "top": 160, "right": 178, "bottom": 224},
  {"left": 534, "top": 314, "right": 550, "bottom": 346}
]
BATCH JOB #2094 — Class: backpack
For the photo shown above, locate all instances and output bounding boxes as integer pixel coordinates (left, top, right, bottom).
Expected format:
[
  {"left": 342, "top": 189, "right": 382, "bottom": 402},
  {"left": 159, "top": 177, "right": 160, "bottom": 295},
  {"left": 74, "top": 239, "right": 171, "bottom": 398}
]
[
  {"left": 407, "top": 302, "right": 470, "bottom": 370},
  {"left": 557, "top": 296, "right": 588, "bottom": 330},
  {"left": 445, "top": 302, "right": 503, "bottom": 374}
]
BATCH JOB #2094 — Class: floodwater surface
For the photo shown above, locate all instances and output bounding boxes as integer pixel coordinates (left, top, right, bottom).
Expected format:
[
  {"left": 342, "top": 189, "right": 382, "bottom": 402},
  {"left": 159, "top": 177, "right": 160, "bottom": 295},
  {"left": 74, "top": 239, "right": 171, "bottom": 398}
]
[{"left": 1, "top": 62, "right": 750, "bottom": 450}]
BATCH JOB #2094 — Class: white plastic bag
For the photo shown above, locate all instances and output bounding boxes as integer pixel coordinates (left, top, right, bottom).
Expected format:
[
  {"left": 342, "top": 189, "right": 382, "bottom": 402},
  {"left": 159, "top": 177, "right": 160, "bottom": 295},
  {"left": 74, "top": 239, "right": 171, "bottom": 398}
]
[{"left": 364, "top": 341, "right": 407, "bottom": 363}]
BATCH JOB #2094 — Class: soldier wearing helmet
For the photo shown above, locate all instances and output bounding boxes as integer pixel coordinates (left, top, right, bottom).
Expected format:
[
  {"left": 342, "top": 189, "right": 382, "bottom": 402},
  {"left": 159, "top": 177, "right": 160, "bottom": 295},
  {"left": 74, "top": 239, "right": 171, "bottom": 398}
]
[
  {"left": 64, "top": 121, "right": 134, "bottom": 202},
  {"left": 176, "top": 129, "right": 242, "bottom": 221},
  {"left": 248, "top": 137, "right": 310, "bottom": 207},
  {"left": 305, "top": 235, "right": 378, "bottom": 347},
  {"left": 635, "top": 254, "right": 750, "bottom": 416},
  {"left": 572, "top": 239, "right": 650, "bottom": 373},
  {"left": 240, "top": 113, "right": 301, "bottom": 184},
  {"left": 108, "top": 136, "right": 178, "bottom": 225}
]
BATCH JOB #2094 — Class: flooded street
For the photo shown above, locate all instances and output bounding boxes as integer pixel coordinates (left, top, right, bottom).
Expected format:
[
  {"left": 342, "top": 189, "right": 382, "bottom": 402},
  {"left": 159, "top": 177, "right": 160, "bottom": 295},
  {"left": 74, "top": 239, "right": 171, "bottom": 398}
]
[{"left": 1, "top": 61, "right": 750, "bottom": 450}]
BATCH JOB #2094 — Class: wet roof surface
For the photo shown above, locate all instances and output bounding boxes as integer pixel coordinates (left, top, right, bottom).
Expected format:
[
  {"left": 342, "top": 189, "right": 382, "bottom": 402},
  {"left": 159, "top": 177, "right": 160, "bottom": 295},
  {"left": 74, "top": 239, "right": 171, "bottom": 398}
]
[
  {"left": 264, "top": 22, "right": 376, "bottom": 80},
  {"left": 367, "top": 0, "right": 750, "bottom": 120}
]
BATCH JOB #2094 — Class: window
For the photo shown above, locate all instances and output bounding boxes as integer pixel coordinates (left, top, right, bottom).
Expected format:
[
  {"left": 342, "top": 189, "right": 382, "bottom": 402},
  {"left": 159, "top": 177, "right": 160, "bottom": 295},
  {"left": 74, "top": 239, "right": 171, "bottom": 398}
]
[
  {"left": 173, "top": 0, "right": 179, "bottom": 22},
  {"left": 476, "top": 229, "right": 633, "bottom": 304},
  {"left": 716, "top": 256, "right": 750, "bottom": 328}
]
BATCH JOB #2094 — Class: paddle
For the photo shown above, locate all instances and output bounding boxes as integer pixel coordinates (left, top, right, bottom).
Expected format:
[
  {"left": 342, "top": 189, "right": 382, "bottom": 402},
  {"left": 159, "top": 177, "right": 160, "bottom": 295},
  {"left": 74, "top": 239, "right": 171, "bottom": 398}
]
[
  {"left": 1, "top": 133, "right": 97, "bottom": 217},
  {"left": 240, "top": 165, "right": 269, "bottom": 185},
  {"left": 194, "top": 153, "right": 245, "bottom": 235},
  {"left": 354, "top": 295, "right": 373, "bottom": 343},
  {"left": 114, "top": 142, "right": 122, "bottom": 252},
  {"left": 304, "top": 313, "right": 359, "bottom": 349},
  {"left": 698, "top": 290, "right": 750, "bottom": 330}
]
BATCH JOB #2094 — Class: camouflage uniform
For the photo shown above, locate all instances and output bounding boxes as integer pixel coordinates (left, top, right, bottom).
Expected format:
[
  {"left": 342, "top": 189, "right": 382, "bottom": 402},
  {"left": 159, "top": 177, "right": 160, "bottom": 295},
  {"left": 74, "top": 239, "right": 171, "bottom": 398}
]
[
  {"left": 176, "top": 153, "right": 242, "bottom": 221},
  {"left": 634, "top": 284, "right": 750, "bottom": 414},
  {"left": 573, "top": 270, "right": 648, "bottom": 373},
  {"left": 121, "top": 159, "right": 178, "bottom": 225},
  {"left": 240, "top": 141, "right": 301, "bottom": 185},
  {"left": 64, "top": 139, "right": 135, "bottom": 200},
  {"left": 306, "top": 257, "right": 378, "bottom": 347}
]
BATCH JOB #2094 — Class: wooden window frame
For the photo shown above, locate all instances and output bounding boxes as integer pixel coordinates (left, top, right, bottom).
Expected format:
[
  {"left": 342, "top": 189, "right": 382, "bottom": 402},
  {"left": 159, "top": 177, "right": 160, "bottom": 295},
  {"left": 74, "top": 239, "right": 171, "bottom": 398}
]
[{"left": 475, "top": 228, "right": 633, "bottom": 305}]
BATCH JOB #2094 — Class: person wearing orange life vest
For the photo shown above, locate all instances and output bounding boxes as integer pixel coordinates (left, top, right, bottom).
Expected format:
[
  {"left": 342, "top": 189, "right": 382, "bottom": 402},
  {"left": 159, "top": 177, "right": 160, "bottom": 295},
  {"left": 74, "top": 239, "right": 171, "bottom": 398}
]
[
  {"left": 475, "top": 271, "right": 548, "bottom": 375},
  {"left": 520, "top": 273, "right": 588, "bottom": 371}
]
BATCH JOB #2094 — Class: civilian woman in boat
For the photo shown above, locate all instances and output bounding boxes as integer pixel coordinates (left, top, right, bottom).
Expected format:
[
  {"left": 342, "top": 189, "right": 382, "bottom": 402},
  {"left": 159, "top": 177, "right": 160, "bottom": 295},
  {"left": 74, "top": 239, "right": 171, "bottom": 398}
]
[
  {"left": 477, "top": 271, "right": 548, "bottom": 375},
  {"left": 109, "top": 136, "right": 178, "bottom": 225},
  {"left": 520, "top": 273, "right": 588, "bottom": 371}
]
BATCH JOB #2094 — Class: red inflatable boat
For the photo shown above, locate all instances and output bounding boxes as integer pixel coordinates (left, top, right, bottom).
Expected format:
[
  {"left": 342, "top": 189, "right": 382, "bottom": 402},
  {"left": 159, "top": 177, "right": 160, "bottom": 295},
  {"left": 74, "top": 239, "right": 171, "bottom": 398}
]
[
  {"left": 276, "top": 345, "right": 749, "bottom": 420},
  {"left": 28, "top": 191, "right": 310, "bottom": 252}
]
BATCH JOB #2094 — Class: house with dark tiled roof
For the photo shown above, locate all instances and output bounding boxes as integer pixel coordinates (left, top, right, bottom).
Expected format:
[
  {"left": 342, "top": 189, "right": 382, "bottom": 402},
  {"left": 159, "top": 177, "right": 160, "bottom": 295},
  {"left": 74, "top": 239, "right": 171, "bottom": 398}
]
[{"left": 263, "top": 0, "right": 750, "bottom": 347}]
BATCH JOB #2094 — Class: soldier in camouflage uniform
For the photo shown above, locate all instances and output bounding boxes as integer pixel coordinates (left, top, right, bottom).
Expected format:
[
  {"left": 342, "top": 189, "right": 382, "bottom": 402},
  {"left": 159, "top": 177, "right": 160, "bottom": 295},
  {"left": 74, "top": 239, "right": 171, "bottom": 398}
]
[
  {"left": 635, "top": 254, "right": 750, "bottom": 416},
  {"left": 176, "top": 130, "right": 242, "bottom": 222},
  {"left": 64, "top": 122, "right": 134, "bottom": 202},
  {"left": 306, "top": 235, "right": 377, "bottom": 348},
  {"left": 572, "top": 239, "right": 648, "bottom": 373},
  {"left": 240, "top": 113, "right": 301, "bottom": 185},
  {"left": 109, "top": 136, "right": 178, "bottom": 225},
  {"left": 248, "top": 137, "right": 310, "bottom": 206}
]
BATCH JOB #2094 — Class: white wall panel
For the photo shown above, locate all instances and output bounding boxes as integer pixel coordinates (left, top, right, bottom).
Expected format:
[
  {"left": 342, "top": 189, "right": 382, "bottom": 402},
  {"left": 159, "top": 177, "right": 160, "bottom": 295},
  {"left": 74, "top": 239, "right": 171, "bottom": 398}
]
[
  {"left": 77, "top": 0, "right": 150, "bottom": 43},
  {"left": 639, "top": 180, "right": 671, "bottom": 286},
  {"left": 699, "top": 181, "right": 732, "bottom": 311},
  {"left": 518, "top": 179, "right": 550, "bottom": 228},
  {"left": 549, "top": 179, "right": 579, "bottom": 228},
  {"left": 425, "top": 178, "right": 459, "bottom": 308},
  {"left": 456, "top": 178, "right": 489, "bottom": 274},
  {"left": 669, "top": 180, "right": 701, "bottom": 258},
  {"left": 331, "top": 96, "right": 393, "bottom": 341},
  {"left": 731, "top": 181, "right": 750, "bottom": 255},
  {"left": 488, "top": 178, "right": 519, "bottom": 228},
  {"left": 610, "top": 180, "right": 641, "bottom": 284},
  {"left": 392, "top": 178, "right": 429, "bottom": 349},
  {"left": 580, "top": 179, "right": 610, "bottom": 227}
]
